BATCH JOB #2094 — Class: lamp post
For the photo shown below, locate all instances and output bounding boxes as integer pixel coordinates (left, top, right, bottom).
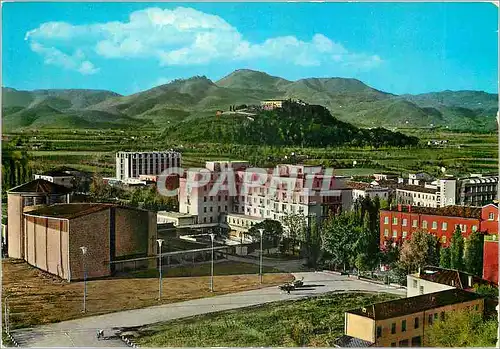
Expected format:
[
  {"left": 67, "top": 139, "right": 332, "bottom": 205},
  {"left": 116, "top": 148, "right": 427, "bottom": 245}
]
[
  {"left": 209, "top": 233, "right": 215, "bottom": 292},
  {"left": 258, "top": 228, "right": 264, "bottom": 284},
  {"left": 79, "top": 246, "right": 87, "bottom": 313},
  {"left": 156, "top": 239, "right": 164, "bottom": 301},
  {"left": 4, "top": 295, "right": 10, "bottom": 334}
]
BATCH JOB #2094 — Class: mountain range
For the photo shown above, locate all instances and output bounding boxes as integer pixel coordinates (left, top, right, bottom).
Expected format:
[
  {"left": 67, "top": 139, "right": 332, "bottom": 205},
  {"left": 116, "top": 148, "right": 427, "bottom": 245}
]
[{"left": 2, "top": 69, "right": 498, "bottom": 131}]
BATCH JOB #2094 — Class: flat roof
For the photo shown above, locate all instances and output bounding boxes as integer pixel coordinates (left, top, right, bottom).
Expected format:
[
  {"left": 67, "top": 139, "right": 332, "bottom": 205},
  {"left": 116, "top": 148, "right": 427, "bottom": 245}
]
[
  {"left": 347, "top": 289, "right": 484, "bottom": 320},
  {"left": 226, "top": 213, "right": 264, "bottom": 221},
  {"left": 415, "top": 266, "right": 497, "bottom": 290},
  {"left": 382, "top": 205, "right": 482, "bottom": 219},
  {"left": 396, "top": 184, "right": 437, "bottom": 194},
  {"left": 157, "top": 211, "right": 195, "bottom": 219},
  {"left": 8, "top": 179, "right": 72, "bottom": 195}
]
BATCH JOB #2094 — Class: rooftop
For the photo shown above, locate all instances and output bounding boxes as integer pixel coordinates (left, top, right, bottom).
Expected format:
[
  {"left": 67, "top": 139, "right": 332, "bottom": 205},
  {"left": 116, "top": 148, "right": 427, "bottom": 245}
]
[
  {"left": 382, "top": 205, "right": 482, "bottom": 219},
  {"left": 157, "top": 211, "right": 195, "bottom": 219},
  {"left": 24, "top": 203, "right": 115, "bottom": 219},
  {"left": 348, "top": 289, "right": 484, "bottom": 320},
  {"left": 396, "top": 184, "right": 437, "bottom": 194},
  {"left": 416, "top": 266, "right": 497, "bottom": 289},
  {"left": 8, "top": 179, "right": 72, "bottom": 195},
  {"left": 334, "top": 335, "right": 373, "bottom": 348},
  {"left": 38, "top": 170, "right": 75, "bottom": 177}
]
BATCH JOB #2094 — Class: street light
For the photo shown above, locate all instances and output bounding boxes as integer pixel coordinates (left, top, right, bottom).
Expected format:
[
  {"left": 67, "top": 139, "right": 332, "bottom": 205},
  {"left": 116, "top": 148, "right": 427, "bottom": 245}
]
[
  {"left": 258, "top": 228, "right": 264, "bottom": 284},
  {"left": 156, "top": 239, "right": 164, "bottom": 301},
  {"left": 209, "top": 233, "right": 215, "bottom": 292},
  {"left": 4, "top": 295, "right": 10, "bottom": 334},
  {"left": 79, "top": 246, "right": 87, "bottom": 313}
]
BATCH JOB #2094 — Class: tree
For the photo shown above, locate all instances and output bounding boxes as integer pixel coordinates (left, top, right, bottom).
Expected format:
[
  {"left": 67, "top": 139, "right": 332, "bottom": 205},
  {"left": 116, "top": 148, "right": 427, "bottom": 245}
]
[
  {"left": 425, "top": 310, "right": 497, "bottom": 347},
  {"left": 248, "top": 219, "right": 284, "bottom": 253},
  {"left": 306, "top": 219, "right": 322, "bottom": 268},
  {"left": 450, "top": 227, "right": 465, "bottom": 271},
  {"left": 464, "top": 231, "right": 484, "bottom": 276},
  {"left": 282, "top": 213, "right": 306, "bottom": 255},
  {"left": 399, "top": 230, "right": 438, "bottom": 273},
  {"left": 439, "top": 247, "right": 451, "bottom": 269},
  {"left": 321, "top": 212, "right": 360, "bottom": 271},
  {"left": 380, "top": 239, "right": 400, "bottom": 268},
  {"left": 474, "top": 284, "right": 498, "bottom": 298}
]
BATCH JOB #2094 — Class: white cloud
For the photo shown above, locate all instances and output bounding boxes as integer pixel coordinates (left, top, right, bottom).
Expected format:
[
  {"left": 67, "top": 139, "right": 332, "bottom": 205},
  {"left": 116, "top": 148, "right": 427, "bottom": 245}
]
[{"left": 25, "top": 6, "right": 382, "bottom": 72}]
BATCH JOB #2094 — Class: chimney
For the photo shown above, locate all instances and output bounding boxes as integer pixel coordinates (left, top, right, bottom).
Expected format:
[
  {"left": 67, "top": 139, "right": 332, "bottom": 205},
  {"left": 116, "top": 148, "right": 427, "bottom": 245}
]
[
  {"left": 407, "top": 205, "right": 411, "bottom": 213},
  {"left": 397, "top": 204, "right": 402, "bottom": 212},
  {"left": 468, "top": 275, "right": 473, "bottom": 288}
]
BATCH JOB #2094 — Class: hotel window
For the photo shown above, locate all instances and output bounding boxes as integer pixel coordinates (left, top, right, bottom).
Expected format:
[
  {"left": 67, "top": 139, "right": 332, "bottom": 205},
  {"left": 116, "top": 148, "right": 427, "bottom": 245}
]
[
  {"left": 204, "top": 196, "right": 207, "bottom": 202},
  {"left": 428, "top": 314, "right": 433, "bottom": 325},
  {"left": 489, "top": 212, "right": 494, "bottom": 220},
  {"left": 402, "top": 231, "right": 408, "bottom": 239},
  {"left": 391, "top": 343, "right": 396, "bottom": 347},
  {"left": 461, "top": 225, "right": 467, "bottom": 232},
  {"left": 412, "top": 280, "right": 418, "bottom": 288},
  {"left": 442, "top": 222, "right": 448, "bottom": 230},
  {"left": 402, "top": 219, "right": 408, "bottom": 227},
  {"left": 218, "top": 196, "right": 221, "bottom": 201},
  {"left": 399, "top": 339, "right": 409, "bottom": 347},
  {"left": 402, "top": 320, "right": 407, "bottom": 332},
  {"left": 384, "top": 217, "right": 389, "bottom": 224},
  {"left": 376, "top": 326, "right": 382, "bottom": 338},
  {"left": 441, "top": 236, "right": 447, "bottom": 244},
  {"left": 412, "top": 220, "right": 418, "bottom": 228},
  {"left": 414, "top": 317, "right": 419, "bottom": 329},
  {"left": 392, "top": 217, "right": 398, "bottom": 225},
  {"left": 440, "top": 312, "right": 445, "bottom": 321},
  {"left": 432, "top": 221, "right": 437, "bottom": 229},
  {"left": 204, "top": 207, "right": 207, "bottom": 213},
  {"left": 433, "top": 313, "right": 438, "bottom": 321},
  {"left": 210, "top": 196, "right": 213, "bottom": 201},
  {"left": 392, "top": 230, "right": 397, "bottom": 238},
  {"left": 391, "top": 323, "right": 396, "bottom": 334},
  {"left": 422, "top": 221, "right": 428, "bottom": 229},
  {"left": 475, "top": 304, "right": 479, "bottom": 311},
  {"left": 472, "top": 225, "right": 478, "bottom": 232},
  {"left": 384, "top": 229, "right": 389, "bottom": 237},
  {"left": 210, "top": 207, "right": 213, "bottom": 212}
]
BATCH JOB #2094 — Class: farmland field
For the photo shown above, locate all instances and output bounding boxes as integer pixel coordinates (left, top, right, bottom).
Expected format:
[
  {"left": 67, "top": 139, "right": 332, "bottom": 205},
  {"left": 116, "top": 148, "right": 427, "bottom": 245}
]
[{"left": 4, "top": 128, "right": 498, "bottom": 177}]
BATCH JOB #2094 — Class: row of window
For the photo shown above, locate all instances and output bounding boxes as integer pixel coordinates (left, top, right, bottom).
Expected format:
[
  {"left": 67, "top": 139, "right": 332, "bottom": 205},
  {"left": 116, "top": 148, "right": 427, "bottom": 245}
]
[
  {"left": 204, "top": 196, "right": 229, "bottom": 202},
  {"left": 383, "top": 217, "right": 477, "bottom": 232},
  {"left": 399, "top": 191, "right": 436, "bottom": 200},
  {"left": 203, "top": 206, "right": 228, "bottom": 213}
]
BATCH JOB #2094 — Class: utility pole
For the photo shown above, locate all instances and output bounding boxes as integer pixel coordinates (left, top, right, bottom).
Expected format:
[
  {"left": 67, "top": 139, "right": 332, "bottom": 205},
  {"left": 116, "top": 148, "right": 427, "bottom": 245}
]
[
  {"left": 156, "top": 239, "right": 164, "bottom": 301},
  {"left": 79, "top": 246, "right": 87, "bottom": 313},
  {"left": 209, "top": 233, "right": 215, "bottom": 292},
  {"left": 258, "top": 228, "right": 264, "bottom": 284}
]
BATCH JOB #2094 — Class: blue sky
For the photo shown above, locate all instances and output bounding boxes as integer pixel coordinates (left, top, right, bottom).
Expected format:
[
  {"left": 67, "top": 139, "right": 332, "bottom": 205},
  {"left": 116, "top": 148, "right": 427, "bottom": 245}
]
[{"left": 2, "top": 2, "right": 498, "bottom": 95}]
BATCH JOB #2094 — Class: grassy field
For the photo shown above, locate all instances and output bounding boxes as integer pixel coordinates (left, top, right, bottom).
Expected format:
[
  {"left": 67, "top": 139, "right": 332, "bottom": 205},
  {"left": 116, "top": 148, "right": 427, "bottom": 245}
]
[
  {"left": 6, "top": 128, "right": 497, "bottom": 178},
  {"left": 136, "top": 292, "right": 401, "bottom": 347},
  {"left": 2, "top": 259, "right": 292, "bottom": 329}
]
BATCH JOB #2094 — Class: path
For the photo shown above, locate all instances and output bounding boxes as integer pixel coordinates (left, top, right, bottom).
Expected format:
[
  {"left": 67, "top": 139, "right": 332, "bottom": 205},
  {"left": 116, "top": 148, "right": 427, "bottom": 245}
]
[{"left": 10, "top": 272, "right": 405, "bottom": 347}]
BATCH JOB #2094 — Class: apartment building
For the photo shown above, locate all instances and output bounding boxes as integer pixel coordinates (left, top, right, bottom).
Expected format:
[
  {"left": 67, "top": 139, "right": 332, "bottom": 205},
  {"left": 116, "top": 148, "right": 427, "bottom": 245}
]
[
  {"left": 115, "top": 151, "right": 181, "bottom": 180},
  {"left": 379, "top": 204, "right": 499, "bottom": 247},
  {"left": 178, "top": 161, "right": 351, "bottom": 234},
  {"left": 396, "top": 175, "right": 498, "bottom": 208},
  {"left": 407, "top": 266, "right": 496, "bottom": 298},
  {"left": 348, "top": 181, "right": 390, "bottom": 203},
  {"left": 336, "top": 289, "right": 485, "bottom": 347}
]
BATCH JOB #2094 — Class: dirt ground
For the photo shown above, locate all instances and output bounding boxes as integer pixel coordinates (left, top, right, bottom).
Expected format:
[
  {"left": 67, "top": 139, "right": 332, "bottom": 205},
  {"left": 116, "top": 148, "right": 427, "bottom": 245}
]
[{"left": 2, "top": 259, "right": 293, "bottom": 329}]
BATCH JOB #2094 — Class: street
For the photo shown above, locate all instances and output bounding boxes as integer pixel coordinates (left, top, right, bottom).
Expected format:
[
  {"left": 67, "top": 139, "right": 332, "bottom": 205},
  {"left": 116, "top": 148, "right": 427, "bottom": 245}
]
[{"left": 10, "top": 271, "right": 406, "bottom": 347}]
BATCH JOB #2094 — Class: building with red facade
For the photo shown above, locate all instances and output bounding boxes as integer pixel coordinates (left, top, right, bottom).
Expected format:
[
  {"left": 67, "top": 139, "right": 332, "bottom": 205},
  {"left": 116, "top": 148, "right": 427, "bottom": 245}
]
[{"left": 380, "top": 203, "right": 498, "bottom": 284}]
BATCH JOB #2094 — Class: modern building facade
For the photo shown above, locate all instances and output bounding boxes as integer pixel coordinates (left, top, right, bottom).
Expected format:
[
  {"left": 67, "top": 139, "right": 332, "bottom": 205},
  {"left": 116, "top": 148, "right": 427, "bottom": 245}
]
[
  {"left": 338, "top": 289, "right": 485, "bottom": 347},
  {"left": 20, "top": 203, "right": 157, "bottom": 280},
  {"left": 348, "top": 181, "right": 390, "bottom": 203},
  {"left": 483, "top": 236, "right": 498, "bottom": 284},
  {"left": 178, "top": 161, "right": 352, "bottom": 234},
  {"left": 379, "top": 204, "right": 498, "bottom": 248},
  {"left": 116, "top": 151, "right": 181, "bottom": 180},
  {"left": 7, "top": 179, "right": 72, "bottom": 259}
]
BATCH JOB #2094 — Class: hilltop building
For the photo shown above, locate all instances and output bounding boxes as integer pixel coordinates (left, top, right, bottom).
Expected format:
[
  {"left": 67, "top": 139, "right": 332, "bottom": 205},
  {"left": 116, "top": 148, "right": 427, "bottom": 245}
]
[
  {"left": 336, "top": 289, "right": 485, "bottom": 347},
  {"left": 115, "top": 151, "right": 181, "bottom": 181}
]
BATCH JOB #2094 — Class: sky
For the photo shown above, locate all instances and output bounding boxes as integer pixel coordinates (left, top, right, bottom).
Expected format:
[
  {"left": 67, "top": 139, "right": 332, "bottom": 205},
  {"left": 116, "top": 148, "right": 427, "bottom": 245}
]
[{"left": 2, "top": 2, "right": 498, "bottom": 96}]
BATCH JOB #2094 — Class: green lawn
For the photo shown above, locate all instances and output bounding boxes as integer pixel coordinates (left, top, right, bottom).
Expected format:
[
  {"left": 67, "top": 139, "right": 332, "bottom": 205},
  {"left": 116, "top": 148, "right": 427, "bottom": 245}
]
[{"left": 136, "top": 292, "right": 401, "bottom": 347}]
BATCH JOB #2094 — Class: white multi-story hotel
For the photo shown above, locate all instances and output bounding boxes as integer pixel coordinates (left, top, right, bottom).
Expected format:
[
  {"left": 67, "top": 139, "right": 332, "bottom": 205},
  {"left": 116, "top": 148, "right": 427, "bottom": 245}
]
[
  {"left": 178, "top": 161, "right": 352, "bottom": 233},
  {"left": 115, "top": 151, "right": 181, "bottom": 180}
]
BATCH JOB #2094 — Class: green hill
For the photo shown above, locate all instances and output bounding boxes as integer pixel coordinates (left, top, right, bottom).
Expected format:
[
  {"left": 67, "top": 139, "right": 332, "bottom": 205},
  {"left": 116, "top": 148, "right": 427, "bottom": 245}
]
[
  {"left": 162, "top": 100, "right": 419, "bottom": 147},
  {"left": 2, "top": 70, "right": 497, "bottom": 132}
]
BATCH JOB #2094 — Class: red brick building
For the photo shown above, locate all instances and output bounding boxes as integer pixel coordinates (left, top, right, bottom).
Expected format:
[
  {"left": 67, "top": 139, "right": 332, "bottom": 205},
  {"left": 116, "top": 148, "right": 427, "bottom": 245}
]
[
  {"left": 379, "top": 204, "right": 487, "bottom": 247},
  {"left": 380, "top": 203, "right": 499, "bottom": 285},
  {"left": 18, "top": 203, "right": 157, "bottom": 281}
]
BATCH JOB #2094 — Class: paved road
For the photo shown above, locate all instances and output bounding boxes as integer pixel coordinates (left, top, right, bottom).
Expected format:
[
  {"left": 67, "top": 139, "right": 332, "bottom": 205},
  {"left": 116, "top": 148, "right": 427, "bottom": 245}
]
[{"left": 11, "top": 272, "right": 406, "bottom": 347}]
